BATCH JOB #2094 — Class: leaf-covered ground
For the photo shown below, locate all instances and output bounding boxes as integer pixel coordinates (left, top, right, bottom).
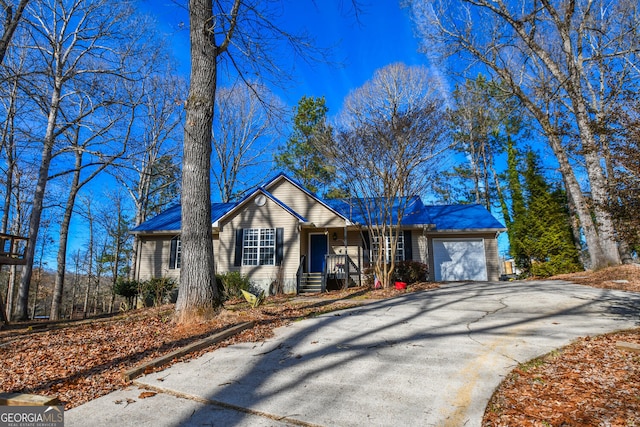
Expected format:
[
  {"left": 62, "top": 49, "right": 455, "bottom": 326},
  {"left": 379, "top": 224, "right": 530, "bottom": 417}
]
[
  {"left": 0, "top": 283, "right": 437, "bottom": 409},
  {"left": 1, "top": 267, "right": 638, "bottom": 426},
  {"left": 483, "top": 264, "right": 640, "bottom": 427}
]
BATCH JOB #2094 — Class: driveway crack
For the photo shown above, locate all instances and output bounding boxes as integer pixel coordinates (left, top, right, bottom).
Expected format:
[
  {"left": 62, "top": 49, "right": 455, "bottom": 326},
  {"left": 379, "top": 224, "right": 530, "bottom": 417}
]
[{"left": 465, "top": 296, "right": 521, "bottom": 364}]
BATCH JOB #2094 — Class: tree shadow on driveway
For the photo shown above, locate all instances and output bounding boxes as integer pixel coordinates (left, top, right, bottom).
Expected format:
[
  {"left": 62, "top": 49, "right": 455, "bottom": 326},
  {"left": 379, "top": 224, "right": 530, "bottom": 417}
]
[{"left": 138, "top": 280, "right": 640, "bottom": 427}]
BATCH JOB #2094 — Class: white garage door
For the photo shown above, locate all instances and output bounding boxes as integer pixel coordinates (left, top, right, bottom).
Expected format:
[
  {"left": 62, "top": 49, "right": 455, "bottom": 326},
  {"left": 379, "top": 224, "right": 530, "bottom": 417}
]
[{"left": 433, "top": 238, "right": 487, "bottom": 281}]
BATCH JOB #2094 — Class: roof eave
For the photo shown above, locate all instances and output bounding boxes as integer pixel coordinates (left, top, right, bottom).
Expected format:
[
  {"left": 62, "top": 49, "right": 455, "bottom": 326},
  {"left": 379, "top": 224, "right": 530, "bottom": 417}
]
[
  {"left": 130, "top": 229, "right": 180, "bottom": 236},
  {"left": 428, "top": 227, "right": 508, "bottom": 233}
]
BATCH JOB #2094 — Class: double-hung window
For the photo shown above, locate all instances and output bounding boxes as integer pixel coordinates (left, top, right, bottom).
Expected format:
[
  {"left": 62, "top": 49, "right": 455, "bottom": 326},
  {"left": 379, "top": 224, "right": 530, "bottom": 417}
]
[
  {"left": 169, "top": 236, "right": 181, "bottom": 269},
  {"left": 242, "top": 228, "right": 276, "bottom": 266},
  {"left": 372, "top": 232, "right": 405, "bottom": 263}
]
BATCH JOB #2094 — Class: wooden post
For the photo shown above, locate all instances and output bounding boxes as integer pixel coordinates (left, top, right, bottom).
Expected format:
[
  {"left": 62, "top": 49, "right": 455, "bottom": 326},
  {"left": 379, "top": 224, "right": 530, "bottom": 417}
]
[
  {"left": 0, "top": 290, "right": 7, "bottom": 324},
  {"left": 0, "top": 233, "right": 28, "bottom": 324},
  {"left": 0, "top": 392, "right": 60, "bottom": 406}
]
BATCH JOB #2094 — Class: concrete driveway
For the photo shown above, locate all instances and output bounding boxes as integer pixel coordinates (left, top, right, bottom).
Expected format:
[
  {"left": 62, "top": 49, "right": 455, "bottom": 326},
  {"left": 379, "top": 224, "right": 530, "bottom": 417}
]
[{"left": 66, "top": 280, "right": 640, "bottom": 427}]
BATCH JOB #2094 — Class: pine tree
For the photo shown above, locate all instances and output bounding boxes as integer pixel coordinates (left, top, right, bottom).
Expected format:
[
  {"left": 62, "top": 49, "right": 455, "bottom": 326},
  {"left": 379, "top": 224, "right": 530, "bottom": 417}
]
[
  {"left": 275, "top": 96, "right": 336, "bottom": 195},
  {"left": 505, "top": 137, "right": 528, "bottom": 271},
  {"left": 519, "top": 151, "right": 583, "bottom": 277}
]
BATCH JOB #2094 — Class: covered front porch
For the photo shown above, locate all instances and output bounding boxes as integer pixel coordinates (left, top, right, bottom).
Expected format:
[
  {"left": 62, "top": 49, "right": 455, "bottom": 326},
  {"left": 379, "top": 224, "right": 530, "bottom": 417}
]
[{"left": 296, "top": 227, "right": 366, "bottom": 293}]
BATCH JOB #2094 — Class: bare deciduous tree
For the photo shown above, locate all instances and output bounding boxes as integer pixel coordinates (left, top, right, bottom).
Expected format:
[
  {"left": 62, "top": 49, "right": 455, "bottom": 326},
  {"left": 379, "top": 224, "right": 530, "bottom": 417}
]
[
  {"left": 178, "top": 0, "right": 333, "bottom": 322},
  {"left": 406, "top": 0, "right": 640, "bottom": 269},
  {"left": 320, "top": 63, "right": 449, "bottom": 287},
  {"left": 0, "top": 0, "right": 29, "bottom": 65},
  {"left": 212, "top": 83, "right": 283, "bottom": 202},
  {"left": 48, "top": 85, "right": 142, "bottom": 320},
  {"left": 116, "top": 72, "right": 184, "bottom": 282},
  {"left": 15, "top": 0, "right": 156, "bottom": 320}
]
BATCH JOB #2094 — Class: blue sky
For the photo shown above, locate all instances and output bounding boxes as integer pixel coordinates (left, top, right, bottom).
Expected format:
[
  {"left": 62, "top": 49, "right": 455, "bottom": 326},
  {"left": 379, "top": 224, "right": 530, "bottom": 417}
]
[
  {"left": 140, "top": 1, "right": 433, "bottom": 116},
  {"left": 59, "top": 1, "right": 513, "bottom": 264}
]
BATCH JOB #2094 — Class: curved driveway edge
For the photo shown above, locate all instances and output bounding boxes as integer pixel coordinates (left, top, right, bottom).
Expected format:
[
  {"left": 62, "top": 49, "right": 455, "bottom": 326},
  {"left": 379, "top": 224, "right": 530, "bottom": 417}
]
[{"left": 67, "top": 280, "right": 640, "bottom": 427}]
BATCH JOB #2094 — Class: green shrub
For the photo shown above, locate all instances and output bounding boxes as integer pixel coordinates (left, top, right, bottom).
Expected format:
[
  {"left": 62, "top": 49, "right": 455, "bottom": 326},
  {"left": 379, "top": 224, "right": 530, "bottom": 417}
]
[
  {"left": 142, "top": 277, "right": 176, "bottom": 306},
  {"left": 113, "top": 279, "right": 140, "bottom": 310},
  {"left": 391, "top": 261, "right": 429, "bottom": 284},
  {"left": 216, "top": 271, "right": 251, "bottom": 301},
  {"left": 530, "top": 256, "right": 583, "bottom": 278}
]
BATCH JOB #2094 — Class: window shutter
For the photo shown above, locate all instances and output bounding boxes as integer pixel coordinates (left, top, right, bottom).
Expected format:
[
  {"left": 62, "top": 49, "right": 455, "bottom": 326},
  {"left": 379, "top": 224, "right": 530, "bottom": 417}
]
[
  {"left": 403, "top": 230, "right": 413, "bottom": 261},
  {"left": 169, "top": 237, "right": 177, "bottom": 269},
  {"left": 276, "top": 228, "right": 284, "bottom": 265},
  {"left": 362, "top": 230, "right": 371, "bottom": 266},
  {"left": 234, "top": 229, "right": 243, "bottom": 266}
]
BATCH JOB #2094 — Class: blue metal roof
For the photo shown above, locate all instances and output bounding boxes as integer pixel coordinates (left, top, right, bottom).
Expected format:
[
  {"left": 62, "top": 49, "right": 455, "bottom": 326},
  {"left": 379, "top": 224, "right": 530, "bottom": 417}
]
[
  {"left": 131, "top": 173, "right": 506, "bottom": 233},
  {"left": 325, "top": 198, "right": 505, "bottom": 231},
  {"left": 131, "top": 202, "right": 236, "bottom": 233},
  {"left": 422, "top": 204, "right": 506, "bottom": 230},
  {"left": 323, "top": 196, "right": 423, "bottom": 225}
]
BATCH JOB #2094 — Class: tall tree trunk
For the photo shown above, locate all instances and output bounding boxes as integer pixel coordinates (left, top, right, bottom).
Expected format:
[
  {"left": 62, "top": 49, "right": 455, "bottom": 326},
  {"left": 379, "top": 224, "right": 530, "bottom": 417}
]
[
  {"left": 50, "top": 150, "right": 82, "bottom": 320},
  {"left": 2, "top": 74, "right": 19, "bottom": 321},
  {"left": 4, "top": 267, "right": 15, "bottom": 321},
  {"left": 30, "top": 271, "right": 40, "bottom": 320},
  {"left": 528, "top": 1, "right": 620, "bottom": 267},
  {"left": 69, "top": 252, "right": 80, "bottom": 319},
  {"left": 83, "top": 201, "right": 94, "bottom": 318},
  {"left": 561, "top": 172, "right": 587, "bottom": 266},
  {"left": 15, "top": 85, "right": 61, "bottom": 320},
  {"left": 568, "top": 89, "right": 620, "bottom": 266},
  {"left": 92, "top": 250, "right": 102, "bottom": 316},
  {"left": 175, "top": 0, "right": 231, "bottom": 322},
  {"left": 493, "top": 68, "right": 609, "bottom": 270},
  {"left": 110, "top": 236, "right": 120, "bottom": 309},
  {"left": 0, "top": 0, "right": 30, "bottom": 65}
]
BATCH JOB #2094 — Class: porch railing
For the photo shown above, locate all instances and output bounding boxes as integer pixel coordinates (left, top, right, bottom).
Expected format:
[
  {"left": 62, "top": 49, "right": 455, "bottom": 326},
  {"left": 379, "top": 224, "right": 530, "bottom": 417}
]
[
  {"left": 324, "top": 251, "right": 362, "bottom": 289},
  {"left": 0, "top": 233, "right": 28, "bottom": 265},
  {"left": 296, "top": 255, "right": 306, "bottom": 294}
]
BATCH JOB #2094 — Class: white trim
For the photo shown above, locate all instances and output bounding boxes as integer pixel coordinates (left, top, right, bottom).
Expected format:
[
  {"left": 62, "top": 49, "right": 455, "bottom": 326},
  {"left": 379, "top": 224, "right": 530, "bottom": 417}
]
[
  {"left": 308, "top": 232, "right": 328, "bottom": 272},
  {"left": 241, "top": 228, "right": 276, "bottom": 266}
]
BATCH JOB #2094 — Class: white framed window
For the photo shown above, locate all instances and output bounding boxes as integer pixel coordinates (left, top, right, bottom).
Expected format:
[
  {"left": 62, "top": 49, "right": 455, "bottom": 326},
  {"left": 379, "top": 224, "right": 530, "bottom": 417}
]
[
  {"left": 372, "top": 232, "right": 405, "bottom": 263},
  {"left": 242, "top": 228, "right": 275, "bottom": 266},
  {"left": 169, "top": 236, "right": 181, "bottom": 269},
  {"left": 175, "top": 238, "right": 181, "bottom": 268}
]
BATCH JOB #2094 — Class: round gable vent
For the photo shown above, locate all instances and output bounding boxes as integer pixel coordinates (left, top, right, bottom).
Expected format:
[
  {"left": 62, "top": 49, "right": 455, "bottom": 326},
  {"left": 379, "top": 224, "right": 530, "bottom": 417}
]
[{"left": 254, "top": 194, "right": 266, "bottom": 207}]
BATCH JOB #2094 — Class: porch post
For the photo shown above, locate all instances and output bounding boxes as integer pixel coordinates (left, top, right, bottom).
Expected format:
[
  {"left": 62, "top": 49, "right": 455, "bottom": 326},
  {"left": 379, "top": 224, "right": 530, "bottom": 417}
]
[
  {"left": 344, "top": 221, "right": 348, "bottom": 289},
  {"left": 321, "top": 254, "right": 327, "bottom": 292}
]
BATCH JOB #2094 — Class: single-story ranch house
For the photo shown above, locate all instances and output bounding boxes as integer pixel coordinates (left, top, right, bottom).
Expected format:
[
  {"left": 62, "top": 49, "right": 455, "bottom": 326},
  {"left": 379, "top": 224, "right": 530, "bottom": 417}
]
[{"left": 131, "top": 173, "right": 506, "bottom": 294}]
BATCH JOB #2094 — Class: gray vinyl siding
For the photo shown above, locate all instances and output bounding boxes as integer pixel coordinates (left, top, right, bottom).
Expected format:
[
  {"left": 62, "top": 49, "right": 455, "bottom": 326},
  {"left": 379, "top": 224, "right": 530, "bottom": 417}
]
[
  {"left": 266, "top": 178, "right": 346, "bottom": 228},
  {"left": 219, "top": 196, "right": 300, "bottom": 292},
  {"left": 135, "top": 234, "right": 221, "bottom": 283},
  {"left": 483, "top": 236, "right": 500, "bottom": 282},
  {"left": 135, "top": 235, "right": 181, "bottom": 282}
]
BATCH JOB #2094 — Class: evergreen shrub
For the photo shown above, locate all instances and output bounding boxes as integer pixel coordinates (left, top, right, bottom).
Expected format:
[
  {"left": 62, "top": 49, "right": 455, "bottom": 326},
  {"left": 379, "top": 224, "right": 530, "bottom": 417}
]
[{"left": 216, "top": 271, "right": 251, "bottom": 301}]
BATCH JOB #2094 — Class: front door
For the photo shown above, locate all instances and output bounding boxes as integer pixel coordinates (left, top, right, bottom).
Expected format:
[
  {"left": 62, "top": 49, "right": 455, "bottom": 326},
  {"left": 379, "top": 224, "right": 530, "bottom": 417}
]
[{"left": 309, "top": 234, "right": 328, "bottom": 273}]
